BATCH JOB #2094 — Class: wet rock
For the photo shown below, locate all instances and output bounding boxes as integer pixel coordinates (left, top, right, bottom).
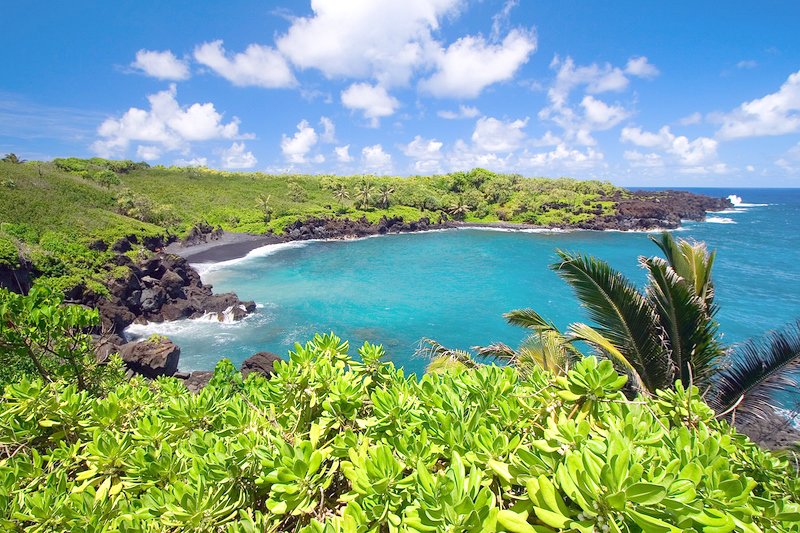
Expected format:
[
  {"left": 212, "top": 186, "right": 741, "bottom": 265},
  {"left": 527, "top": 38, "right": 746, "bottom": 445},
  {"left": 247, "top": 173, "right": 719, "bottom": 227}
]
[
  {"left": 179, "top": 371, "right": 213, "bottom": 393},
  {"left": 241, "top": 351, "right": 282, "bottom": 379},
  {"left": 119, "top": 338, "right": 181, "bottom": 378},
  {"left": 140, "top": 287, "right": 165, "bottom": 313}
]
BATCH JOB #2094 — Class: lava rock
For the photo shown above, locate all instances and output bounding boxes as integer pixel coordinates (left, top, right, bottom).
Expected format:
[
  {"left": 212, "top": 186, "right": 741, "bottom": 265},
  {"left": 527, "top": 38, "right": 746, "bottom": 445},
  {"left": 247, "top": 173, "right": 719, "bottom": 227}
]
[
  {"left": 241, "top": 351, "right": 282, "bottom": 379},
  {"left": 119, "top": 338, "right": 181, "bottom": 378}
]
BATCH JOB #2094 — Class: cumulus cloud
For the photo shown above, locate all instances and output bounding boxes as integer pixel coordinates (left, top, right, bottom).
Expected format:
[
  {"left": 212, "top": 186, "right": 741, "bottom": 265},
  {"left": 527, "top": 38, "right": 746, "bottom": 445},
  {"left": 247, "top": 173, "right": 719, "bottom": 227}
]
[
  {"left": 276, "top": 0, "right": 460, "bottom": 86},
  {"left": 625, "top": 56, "right": 660, "bottom": 79},
  {"left": 362, "top": 144, "right": 393, "bottom": 173},
  {"left": 335, "top": 145, "right": 353, "bottom": 162},
  {"left": 420, "top": 28, "right": 536, "bottom": 98},
  {"left": 580, "top": 95, "right": 629, "bottom": 130},
  {"left": 623, "top": 150, "right": 664, "bottom": 168},
  {"left": 471, "top": 116, "right": 528, "bottom": 152},
  {"left": 281, "top": 119, "right": 318, "bottom": 163},
  {"left": 131, "top": 49, "right": 190, "bottom": 81},
  {"left": 136, "top": 145, "right": 162, "bottom": 161},
  {"left": 91, "top": 84, "right": 245, "bottom": 158},
  {"left": 518, "top": 143, "right": 604, "bottom": 170},
  {"left": 717, "top": 70, "right": 800, "bottom": 139},
  {"left": 319, "top": 116, "right": 335, "bottom": 143},
  {"left": 194, "top": 40, "right": 296, "bottom": 88},
  {"left": 437, "top": 104, "right": 480, "bottom": 119},
  {"left": 221, "top": 142, "right": 257, "bottom": 168},
  {"left": 173, "top": 157, "right": 208, "bottom": 167},
  {"left": 538, "top": 55, "right": 648, "bottom": 144},
  {"left": 403, "top": 135, "right": 443, "bottom": 172},
  {"left": 341, "top": 83, "right": 399, "bottom": 126},
  {"left": 678, "top": 112, "right": 702, "bottom": 126},
  {"left": 621, "top": 125, "right": 719, "bottom": 167}
]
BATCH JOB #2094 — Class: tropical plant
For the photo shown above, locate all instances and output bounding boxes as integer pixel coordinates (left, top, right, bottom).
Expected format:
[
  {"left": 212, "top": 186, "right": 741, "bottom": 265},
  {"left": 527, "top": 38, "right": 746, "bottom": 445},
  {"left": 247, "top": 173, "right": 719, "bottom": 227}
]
[
  {"left": 2, "top": 153, "right": 24, "bottom": 164},
  {"left": 2, "top": 335, "right": 799, "bottom": 531},
  {"left": 356, "top": 180, "right": 373, "bottom": 209},
  {"left": 378, "top": 184, "right": 395, "bottom": 208},
  {"left": 333, "top": 183, "right": 350, "bottom": 208},
  {"left": 256, "top": 193, "right": 273, "bottom": 223},
  {"left": 448, "top": 195, "right": 472, "bottom": 220},
  {"left": 0, "top": 286, "right": 122, "bottom": 392}
]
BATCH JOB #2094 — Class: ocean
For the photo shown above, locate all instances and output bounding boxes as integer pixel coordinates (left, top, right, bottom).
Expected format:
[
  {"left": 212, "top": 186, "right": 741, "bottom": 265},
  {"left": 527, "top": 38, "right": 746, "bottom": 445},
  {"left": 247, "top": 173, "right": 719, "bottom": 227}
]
[{"left": 128, "top": 189, "right": 800, "bottom": 387}]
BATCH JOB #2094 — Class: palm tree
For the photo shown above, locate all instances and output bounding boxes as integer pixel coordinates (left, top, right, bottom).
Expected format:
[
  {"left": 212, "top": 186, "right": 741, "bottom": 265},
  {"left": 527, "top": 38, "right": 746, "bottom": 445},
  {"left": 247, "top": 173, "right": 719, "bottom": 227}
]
[
  {"left": 356, "top": 181, "right": 373, "bottom": 209},
  {"left": 2, "top": 153, "right": 23, "bottom": 164},
  {"left": 378, "top": 184, "right": 395, "bottom": 208},
  {"left": 448, "top": 195, "right": 471, "bottom": 220},
  {"left": 256, "top": 194, "right": 273, "bottom": 223},
  {"left": 710, "top": 321, "right": 800, "bottom": 425},
  {"left": 333, "top": 183, "right": 350, "bottom": 208}
]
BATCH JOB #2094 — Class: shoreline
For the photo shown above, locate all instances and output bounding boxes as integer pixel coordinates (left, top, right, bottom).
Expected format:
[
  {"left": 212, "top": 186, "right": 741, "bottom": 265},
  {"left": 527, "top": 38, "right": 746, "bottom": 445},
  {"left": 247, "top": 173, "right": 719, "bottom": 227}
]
[{"left": 167, "top": 220, "right": 685, "bottom": 265}]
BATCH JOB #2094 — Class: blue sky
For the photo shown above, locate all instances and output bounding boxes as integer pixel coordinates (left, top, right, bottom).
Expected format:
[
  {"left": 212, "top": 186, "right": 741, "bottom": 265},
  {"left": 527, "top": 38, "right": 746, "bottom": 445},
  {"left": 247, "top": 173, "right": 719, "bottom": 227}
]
[{"left": 2, "top": 1, "right": 800, "bottom": 186}]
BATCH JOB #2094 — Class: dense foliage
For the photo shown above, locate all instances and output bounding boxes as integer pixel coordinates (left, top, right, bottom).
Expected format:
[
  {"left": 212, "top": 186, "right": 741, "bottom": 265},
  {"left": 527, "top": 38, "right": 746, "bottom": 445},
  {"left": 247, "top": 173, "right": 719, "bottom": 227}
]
[{"left": 2, "top": 334, "right": 799, "bottom": 531}]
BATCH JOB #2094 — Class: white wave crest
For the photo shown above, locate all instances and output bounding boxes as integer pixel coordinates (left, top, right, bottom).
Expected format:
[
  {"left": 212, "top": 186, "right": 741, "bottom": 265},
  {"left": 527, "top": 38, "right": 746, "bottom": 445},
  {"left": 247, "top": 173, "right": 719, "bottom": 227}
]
[
  {"left": 705, "top": 216, "right": 736, "bottom": 224},
  {"left": 726, "top": 194, "right": 768, "bottom": 208},
  {"left": 192, "top": 241, "right": 310, "bottom": 276}
]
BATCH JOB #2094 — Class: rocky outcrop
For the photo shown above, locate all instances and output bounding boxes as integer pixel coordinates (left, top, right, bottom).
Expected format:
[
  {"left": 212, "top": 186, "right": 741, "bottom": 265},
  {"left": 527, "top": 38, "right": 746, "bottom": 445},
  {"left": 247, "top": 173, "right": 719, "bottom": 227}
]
[
  {"left": 241, "top": 351, "right": 283, "bottom": 379},
  {"left": 87, "top": 253, "right": 255, "bottom": 334},
  {"left": 181, "top": 222, "right": 224, "bottom": 246},
  {"left": 181, "top": 371, "right": 214, "bottom": 393},
  {"left": 284, "top": 216, "right": 441, "bottom": 241},
  {"left": 118, "top": 337, "right": 181, "bottom": 378}
]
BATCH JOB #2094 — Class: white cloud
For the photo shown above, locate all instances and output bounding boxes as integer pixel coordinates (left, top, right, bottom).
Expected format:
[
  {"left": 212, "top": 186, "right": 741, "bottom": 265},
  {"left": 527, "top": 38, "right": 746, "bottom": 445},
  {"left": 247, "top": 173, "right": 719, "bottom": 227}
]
[
  {"left": 746, "top": 164, "right": 756, "bottom": 172},
  {"left": 174, "top": 157, "right": 208, "bottom": 167},
  {"left": 221, "top": 142, "right": 257, "bottom": 168},
  {"left": 530, "top": 131, "right": 562, "bottom": 147},
  {"left": 319, "top": 116, "right": 335, "bottom": 143},
  {"left": 194, "top": 40, "right": 296, "bottom": 88},
  {"left": 131, "top": 49, "right": 190, "bottom": 81},
  {"left": 437, "top": 104, "right": 481, "bottom": 120},
  {"left": 678, "top": 112, "right": 702, "bottom": 126},
  {"left": 580, "top": 95, "right": 629, "bottom": 130},
  {"left": 276, "top": 0, "right": 460, "bottom": 86},
  {"left": 136, "top": 145, "right": 162, "bottom": 161},
  {"left": 281, "top": 119, "right": 318, "bottom": 163},
  {"left": 621, "top": 125, "right": 718, "bottom": 166},
  {"left": 736, "top": 60, "right": 758, "bottom": 70},
  {"left": 91, "top": 84, "right": 245, "bottom": 157},
  {"left": 335, "top": 145, "right": 353, "bottom": 162},
  {"left": 518, "top": 144, "right": 604, "bottom": 170},
  {"left": 625, "top": 56, "right": 660, "bottom": 79},
  {"left": 362, "top": 144, "right": 393, "bottom": 173},
  {"left": 623, "top": 150, "right": 664, "bottom": 168},
  {"left": 341, "top": 83, "right": 399, "bottom": 126},
  {"left": 403, "top": 135, "right": 443, "bottom": 172},
  {"left": 717, "top": 70, "right": 800, "bottom": 140},
  {"left": 471, "top": 116, "right": 528, "bottom": 152},
  {"left": 420, "top": 28, "right": 536, "bottom": 98},
  {"left": 447, "top": 139, "right": 511, "bottom": 172},
  {"left": 491, "top": 0, "right": 519, "bottom": 41}
]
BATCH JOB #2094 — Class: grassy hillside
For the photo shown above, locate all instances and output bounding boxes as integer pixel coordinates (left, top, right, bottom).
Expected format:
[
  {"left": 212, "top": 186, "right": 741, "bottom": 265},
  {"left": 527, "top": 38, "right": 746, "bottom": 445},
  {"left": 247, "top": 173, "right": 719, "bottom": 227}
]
[{"left": 0, "top": 158, "right": 621, "bottom": 293}]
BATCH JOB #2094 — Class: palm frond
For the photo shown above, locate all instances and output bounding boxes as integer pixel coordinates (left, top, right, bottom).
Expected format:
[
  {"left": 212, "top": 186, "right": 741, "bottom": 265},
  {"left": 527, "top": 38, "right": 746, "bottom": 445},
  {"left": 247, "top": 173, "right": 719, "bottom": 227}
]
[
  {"left": 518, "top": 331, "right": 577, "bottom": 375},
  {"left": 568, "top": 323, "right": 646, "bottom": 392},
  {"left": 416, "top": 338, "right": 479, "bottom": 373},
  {"left": 553, "top": 250, "right": 672, "bottom": 392},
  {"left": 649, "top": 233, "right": 717, "bottom": 314},
  {"left": 711, "top": 320, "right": 800, "bottom": 424},
  {"left": 473, "top": 342, "right": 517, "bottom": 362},
  {"left": 503, "top": 308, "right": 558, "bottom": 332},
  {"left": 642, "top": 256, "right": 724, "bottom": 389}
]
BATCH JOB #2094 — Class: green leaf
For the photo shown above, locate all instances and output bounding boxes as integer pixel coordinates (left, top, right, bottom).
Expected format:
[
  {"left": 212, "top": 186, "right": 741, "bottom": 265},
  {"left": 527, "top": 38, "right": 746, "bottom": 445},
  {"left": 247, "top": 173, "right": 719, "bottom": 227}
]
[{"left": 626, "top": 482, "right": 667, "bottom": 505}]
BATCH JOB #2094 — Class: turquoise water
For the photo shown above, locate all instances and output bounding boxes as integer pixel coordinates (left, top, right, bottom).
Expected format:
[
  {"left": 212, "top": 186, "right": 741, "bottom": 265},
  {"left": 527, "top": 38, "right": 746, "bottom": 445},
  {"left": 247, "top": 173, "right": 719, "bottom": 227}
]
[{"left": 128, "top": 189, "right": 800, "bottom": 381}]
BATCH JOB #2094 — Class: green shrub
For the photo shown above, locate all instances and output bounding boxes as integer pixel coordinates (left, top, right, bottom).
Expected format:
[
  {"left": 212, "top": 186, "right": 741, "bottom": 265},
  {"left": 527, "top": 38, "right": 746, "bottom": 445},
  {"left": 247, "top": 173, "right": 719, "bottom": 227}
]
[
  {"left": 0, "top": 235, "right": 19, "bottom": 268},
  {"left": 1, "top": 333, "right": 797, "bottom": 531}
]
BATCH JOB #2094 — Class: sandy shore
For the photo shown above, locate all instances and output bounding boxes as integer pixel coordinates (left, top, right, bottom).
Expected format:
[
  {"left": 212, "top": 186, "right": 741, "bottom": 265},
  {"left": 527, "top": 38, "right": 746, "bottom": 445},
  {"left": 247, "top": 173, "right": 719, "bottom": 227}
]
[{"left": 164, "top": 232, "right": 285, "bottom": 263}]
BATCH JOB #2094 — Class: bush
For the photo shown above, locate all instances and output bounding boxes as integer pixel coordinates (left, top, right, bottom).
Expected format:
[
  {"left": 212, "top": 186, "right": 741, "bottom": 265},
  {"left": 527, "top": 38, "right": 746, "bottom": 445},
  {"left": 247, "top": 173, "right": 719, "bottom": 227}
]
[
  {"left": 0, "top": 235, "right": 19, "bottom": 268},
  {"left": 1, "top": 333, "right": 798, "bottom": 531},
  {"left": 0, "top": 286, "right": 122, "bottom": 391}
]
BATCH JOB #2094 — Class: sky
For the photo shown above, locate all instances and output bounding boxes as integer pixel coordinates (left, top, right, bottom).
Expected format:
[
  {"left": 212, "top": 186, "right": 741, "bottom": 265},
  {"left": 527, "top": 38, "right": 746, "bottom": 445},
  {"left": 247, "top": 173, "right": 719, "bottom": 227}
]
[{"left": 1, "top": 1, "right": 800, "bottom": 186}]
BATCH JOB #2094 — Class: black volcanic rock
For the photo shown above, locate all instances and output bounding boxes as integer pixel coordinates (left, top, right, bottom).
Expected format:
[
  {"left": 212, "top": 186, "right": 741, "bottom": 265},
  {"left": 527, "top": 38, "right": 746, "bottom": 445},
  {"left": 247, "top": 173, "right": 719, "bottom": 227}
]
[
  {"left": 119, "top": 337, "right": 181, "bottom": 378},
  {"left": 241, "top": 351, "right": 282, "bottom": 379}
]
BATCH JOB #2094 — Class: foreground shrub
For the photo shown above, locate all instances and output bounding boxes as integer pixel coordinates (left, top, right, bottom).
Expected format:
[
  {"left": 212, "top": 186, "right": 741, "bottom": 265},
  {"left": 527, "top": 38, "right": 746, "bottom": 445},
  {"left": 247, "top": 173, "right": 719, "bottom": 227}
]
[{"left": 1, "top": 334, "right": 799, "bottom": 531}]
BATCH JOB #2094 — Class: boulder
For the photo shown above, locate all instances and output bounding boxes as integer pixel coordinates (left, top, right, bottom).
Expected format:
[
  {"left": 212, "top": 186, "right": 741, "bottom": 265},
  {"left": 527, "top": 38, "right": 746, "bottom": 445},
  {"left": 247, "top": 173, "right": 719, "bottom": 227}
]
[
  {"left": 119, "top": 338, "right": 181, "bottom": 378},
  {"left": 160, "top": 269, "right": 185, "bottom": 298},
  {"left": 140, "top": 287, "right": 166, "bottom": 313},
  {"left": 241, "top": 351, "right": 282, "bottom": 379},
  {"left": 182, "top": 371, "right": 214, "bottom": 393},
  {"left": 97, "top": 299, "right": 137, "bottom": 333}
]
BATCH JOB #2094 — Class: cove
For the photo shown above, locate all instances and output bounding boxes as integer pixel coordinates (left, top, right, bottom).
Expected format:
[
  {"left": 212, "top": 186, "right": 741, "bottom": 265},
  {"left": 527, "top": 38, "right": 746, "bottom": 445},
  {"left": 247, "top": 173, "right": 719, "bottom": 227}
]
[{"left": 127, "top": 188, "right": 800, "bottom": 377}]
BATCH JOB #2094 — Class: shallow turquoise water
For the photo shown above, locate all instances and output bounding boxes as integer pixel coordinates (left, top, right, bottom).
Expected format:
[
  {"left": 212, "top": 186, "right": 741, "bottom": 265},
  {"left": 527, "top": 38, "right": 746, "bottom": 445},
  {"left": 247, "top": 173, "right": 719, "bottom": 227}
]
[{"left": 128, "top": 189, "right": 800, "bottom": 381}]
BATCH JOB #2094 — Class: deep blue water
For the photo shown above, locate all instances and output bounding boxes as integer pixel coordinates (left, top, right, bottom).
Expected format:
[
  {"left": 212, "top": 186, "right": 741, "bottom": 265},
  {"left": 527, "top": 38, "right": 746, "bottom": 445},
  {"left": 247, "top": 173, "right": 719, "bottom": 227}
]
[{"left": 128, "top": 188, "right": 800, "bottom": 383}]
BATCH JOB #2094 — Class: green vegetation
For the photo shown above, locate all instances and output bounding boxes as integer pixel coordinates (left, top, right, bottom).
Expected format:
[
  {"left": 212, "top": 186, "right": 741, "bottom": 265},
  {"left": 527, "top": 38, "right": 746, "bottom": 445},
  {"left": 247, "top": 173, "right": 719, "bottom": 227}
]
[
  {"left": 0, "top": 157, "right": 621, "bottom": 296},
  {"left": 2, "top": 333, "right": 800, "bottom": 531},
  {"left": 429, "top": 233, "right": 800, "bottom": 429}
]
